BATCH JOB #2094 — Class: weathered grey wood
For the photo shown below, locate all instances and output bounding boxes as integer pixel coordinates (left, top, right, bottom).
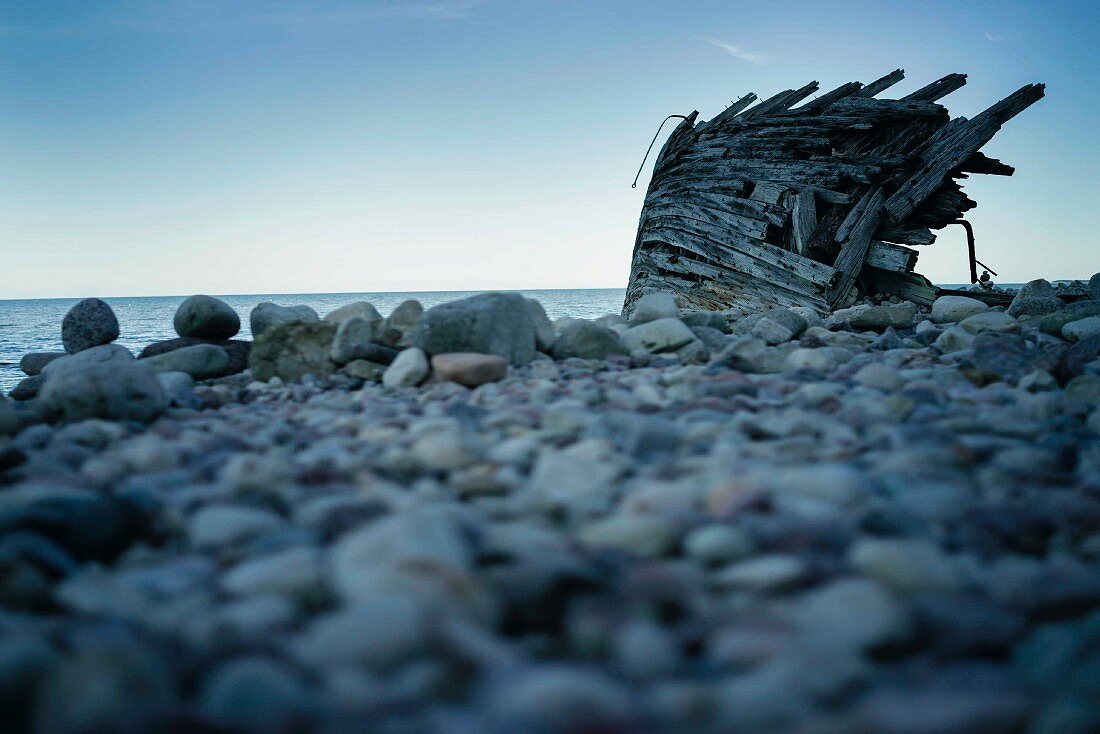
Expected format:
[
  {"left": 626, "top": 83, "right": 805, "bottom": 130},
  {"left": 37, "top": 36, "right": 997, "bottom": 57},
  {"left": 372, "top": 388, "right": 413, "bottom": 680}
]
[
  {"left": 624, "top": 70, "right": 1043, "bottom": 318},
  {"left": 790, "top": 190, "right": 817, "bottom": 254},
  {"left": 904, "top": 73, "right": 967, "bottom": 102},
  {"left": 866, "top": 241, "right": 918, "bottom": 272},
  {"left": 875, "top": 221, "right": 936, "bottom": 246},
  {"left": 830, "top": 186, "right": 885, "bottom": 306},
  {"left": 884, "top": 84, "right": 1044, "bottom": 221},
  {"left": 958, "top": 151, "right": 1014, "bottom": 176},
  {"left": 858, "top": 69, "right": 905, "bottom": 98},
  {"left": 698, "top": 93, "right": 758, "bottom": 133},
  {"left": 864, "top": 269, "right": 937, "bottom": 305}
]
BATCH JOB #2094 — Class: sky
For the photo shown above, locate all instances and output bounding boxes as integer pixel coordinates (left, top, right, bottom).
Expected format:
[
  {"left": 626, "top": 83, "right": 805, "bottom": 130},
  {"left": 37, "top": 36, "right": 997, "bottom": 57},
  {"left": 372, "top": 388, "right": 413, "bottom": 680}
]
[{"left": 1, "top": 0, "right": 1097, "bottom": 299}]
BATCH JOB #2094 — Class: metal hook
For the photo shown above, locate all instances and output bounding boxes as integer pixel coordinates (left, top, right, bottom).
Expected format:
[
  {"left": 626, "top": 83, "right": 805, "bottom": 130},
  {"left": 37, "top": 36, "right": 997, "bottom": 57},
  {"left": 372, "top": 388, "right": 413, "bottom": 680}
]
[
  {"left": 948, "top": 219, "right": 997, "bottom": 284},
  {"left": 632, "top": 114, "right": 689, "bottom": 189}
]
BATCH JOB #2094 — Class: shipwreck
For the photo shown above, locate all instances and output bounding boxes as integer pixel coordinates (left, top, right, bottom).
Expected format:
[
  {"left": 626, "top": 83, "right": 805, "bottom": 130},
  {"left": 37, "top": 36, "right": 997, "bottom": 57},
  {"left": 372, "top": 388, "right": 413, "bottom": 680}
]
[{"left": 624, "top": 70, "right": 1044, "bottom": 317}]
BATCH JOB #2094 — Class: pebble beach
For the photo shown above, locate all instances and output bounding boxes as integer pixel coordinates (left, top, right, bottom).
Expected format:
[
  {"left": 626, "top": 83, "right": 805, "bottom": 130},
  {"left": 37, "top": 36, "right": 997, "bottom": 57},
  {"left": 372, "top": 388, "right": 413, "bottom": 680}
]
[{"left": 2, "top": 279, "right": 1100, "bottom": 733}]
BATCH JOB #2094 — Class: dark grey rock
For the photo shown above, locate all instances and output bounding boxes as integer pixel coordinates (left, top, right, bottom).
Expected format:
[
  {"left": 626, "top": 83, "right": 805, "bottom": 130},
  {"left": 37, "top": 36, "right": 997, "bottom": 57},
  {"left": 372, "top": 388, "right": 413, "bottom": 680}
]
[
  {"left": 690, "top": 326, "right": 730, "bottom": 354},
  {"left": 414, "top": 292, "right": 536, "bottom": 366},
  {"left": 0, "top": 486, "right": 149, "bottom": 562},
  {"left": 142, "top": 344, "right": 230, "bottom": 380},
  {"left": 140, "top": 337, "right": 250, "bottom": 376},
  {"left": 249, "top": 322, "right": 336, "bottom": 382},
  {"left": 1089, "top": 272, "right": 1100, "bottom": 300},
  {"left": 250, "top": 302, "right": 319, "bottom": 338},
  {"left": 1008, "top": 296, "right": 1064, "bottom": 319},
  {"left": 9, "top": 375, "right": 43, "bottom": 402},
  {"left": 173, "top": 295, "right": 240, "bottom": 339},
  {"left": 61, "top": 298, "right": 119, "bottom": 353},
  {"left": 681, "top": 311, "right": 729, "bottom": 332},
  {"left": 550, "top": 321, "right": 627, "bottom": 361},
  {"left": 971, "top": 333, "right": 1052, "bottom": 384},
  {"left": 19, "top": 352, "right": 64, "bottom": 377}
]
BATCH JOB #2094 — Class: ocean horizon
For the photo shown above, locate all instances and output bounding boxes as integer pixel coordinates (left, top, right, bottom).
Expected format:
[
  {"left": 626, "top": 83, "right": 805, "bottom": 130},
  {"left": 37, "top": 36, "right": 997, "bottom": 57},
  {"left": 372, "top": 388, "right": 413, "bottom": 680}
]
[{"left": 0, "top": 280, "right": 1082, "bottom": 393}]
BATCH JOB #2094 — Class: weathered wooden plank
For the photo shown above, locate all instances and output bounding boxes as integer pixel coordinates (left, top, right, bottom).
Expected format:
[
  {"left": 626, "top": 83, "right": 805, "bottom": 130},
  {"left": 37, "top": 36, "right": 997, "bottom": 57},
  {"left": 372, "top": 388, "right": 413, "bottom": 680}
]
[
  {"left": 883, "top": 84, "right": 1045, "bottom": 220},
  {"left": 903, "top": 73, "right": 967, "bottom": 102},
  {"left": 830, "top": 186, "right": 885, "bottom": 306},
  {"left": 957, "top": 151, "right": 1014, "bottom": 176},
  {"left": 698, "top": 93, "right": 758, "bottom": 133},
  {"left": 641, "top": 222, "right": 837, "bottom": 289},
  {"left": 864, "top": 269, "right": 937, "bottom": 305},
  {"left": 796, "top": 81, "right": 863, "bottom": 112},
  {"left": 866, "top": 241, "right": 918, "bottom": 272},
  {"left": 736, "top": 81, "right": 820, "bottom": 121},
  {"left": 749, "top": 181, "right": 787, "bottom": 204},
  {"left": 858, "top": 69, "right": 905, "bottom": 98},
  {"left": 790, "top": 190, "right": 817, "bottom": 255},
  {"left": 874, "top": 220, "right": 937, "bottom": 246}
]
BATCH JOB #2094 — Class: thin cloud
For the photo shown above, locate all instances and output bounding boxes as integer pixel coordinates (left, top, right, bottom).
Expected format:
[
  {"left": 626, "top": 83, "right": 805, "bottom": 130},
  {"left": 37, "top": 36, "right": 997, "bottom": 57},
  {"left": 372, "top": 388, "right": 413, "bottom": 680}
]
[
  {"left": 984, "top": 31, "right": 1015, "bottom": 42},
  {"left": 702, "top": 38, "right": 768, "bottom": 65}
]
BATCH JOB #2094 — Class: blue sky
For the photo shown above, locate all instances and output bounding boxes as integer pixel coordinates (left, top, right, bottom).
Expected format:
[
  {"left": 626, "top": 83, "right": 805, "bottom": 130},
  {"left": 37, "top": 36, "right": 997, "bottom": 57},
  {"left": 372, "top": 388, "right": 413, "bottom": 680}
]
[{"left": 1, "top": 1, "right": 1097, "bottom": 298}]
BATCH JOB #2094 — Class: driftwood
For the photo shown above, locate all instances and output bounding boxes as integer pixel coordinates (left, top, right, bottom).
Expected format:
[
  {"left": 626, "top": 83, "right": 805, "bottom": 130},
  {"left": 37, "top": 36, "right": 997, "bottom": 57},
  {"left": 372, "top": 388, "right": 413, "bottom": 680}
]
[{"left": 624, "top": 71, "right": 1044, "bottom": 316}]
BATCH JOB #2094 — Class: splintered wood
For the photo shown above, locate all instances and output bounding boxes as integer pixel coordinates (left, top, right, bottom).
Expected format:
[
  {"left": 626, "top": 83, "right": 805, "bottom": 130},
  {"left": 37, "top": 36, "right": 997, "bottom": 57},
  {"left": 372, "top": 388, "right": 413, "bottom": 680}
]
[{"left": 624, "top": 70, "right": 1044, "bottom": 317}]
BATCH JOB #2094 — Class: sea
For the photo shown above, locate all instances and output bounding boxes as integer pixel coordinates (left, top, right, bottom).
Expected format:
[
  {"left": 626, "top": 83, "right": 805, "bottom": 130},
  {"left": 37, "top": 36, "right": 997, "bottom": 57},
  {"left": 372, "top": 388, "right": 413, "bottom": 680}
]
[{"left": 0, "top": 289, "right": 626, "bottom": 393}]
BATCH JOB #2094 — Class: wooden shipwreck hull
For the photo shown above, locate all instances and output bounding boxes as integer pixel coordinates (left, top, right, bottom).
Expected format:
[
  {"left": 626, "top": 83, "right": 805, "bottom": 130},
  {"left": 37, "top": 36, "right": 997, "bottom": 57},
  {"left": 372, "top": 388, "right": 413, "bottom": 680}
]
[{"left": 624, "top": 70, "right": 1044, "bottom": 317}]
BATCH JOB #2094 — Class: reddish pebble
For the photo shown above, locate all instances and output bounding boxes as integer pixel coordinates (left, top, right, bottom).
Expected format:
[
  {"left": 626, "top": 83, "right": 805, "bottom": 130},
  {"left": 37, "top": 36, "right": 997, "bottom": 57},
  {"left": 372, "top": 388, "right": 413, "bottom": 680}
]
[{"left": 431, "top": 352, "right": 508, "bottom": 387}]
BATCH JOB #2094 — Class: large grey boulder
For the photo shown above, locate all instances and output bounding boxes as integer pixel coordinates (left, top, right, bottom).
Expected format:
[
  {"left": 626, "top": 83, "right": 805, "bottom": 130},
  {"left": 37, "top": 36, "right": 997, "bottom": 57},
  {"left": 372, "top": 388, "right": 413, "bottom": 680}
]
[
  {"left": 630, "top": 292, "right": 679, "bottom": 325},
  {"left": 848, "top": 302, "right": 918, "bottom": 332},
  {"left": 140, "top": 337, "right": 250, "bottom": 377},
  {"left": 61, "top": 298, "right": 119, "bottom": 353},
  {"left": 174, "top": 295, "right": 240, "bottom": 339},
  {"left": 249, "top": 322, "right": 336, "bottom": 382},
  {"left": 249, "top": 303, "right": 319, "bottom": 338},
  {"left": 19, "top": 352, "right": 65, "bottom": 376},
  {"left": 620, "top": 318, "right": 695, "bottom": 354},
  {"left": 414, "top": 292, "right": 536, "bottom": 366},
  {"left": 1007, "top": 279, "right": 1062, "bottom": 318},
  {"left": 550, "top": 321, "right": 628, "bottom": 360},
  {"left": 1089, "top": 273, "right": 1100, "bottom": 300},
  {"left": 526, "top": 299, "right": 556, "bottom": 352},
  {"left": 930, "top": 295, "right": 988, "bottom": 323},
  {"left": 42, "top": 344, "right": 135, "bottom": 381},
  {"left": 142, "top": 344, "right": 231, "bottom": 380},
  {"left": 37, "top": 362, "right": 167, "bottom": 424}
]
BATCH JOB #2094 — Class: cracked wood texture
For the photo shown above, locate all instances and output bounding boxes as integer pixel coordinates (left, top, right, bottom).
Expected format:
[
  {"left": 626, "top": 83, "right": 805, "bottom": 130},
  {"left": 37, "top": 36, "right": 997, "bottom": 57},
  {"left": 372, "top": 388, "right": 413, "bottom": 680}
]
[{"left": 624, "top": 70, "right": 1044, "bottom": 317}]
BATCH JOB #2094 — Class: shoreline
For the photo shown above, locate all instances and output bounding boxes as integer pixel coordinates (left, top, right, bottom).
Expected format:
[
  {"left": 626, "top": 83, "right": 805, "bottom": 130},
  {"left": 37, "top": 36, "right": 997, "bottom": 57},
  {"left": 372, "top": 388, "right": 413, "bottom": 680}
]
[{"left": 1, "top": 284, "right": 1099, "bottom": 732}]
